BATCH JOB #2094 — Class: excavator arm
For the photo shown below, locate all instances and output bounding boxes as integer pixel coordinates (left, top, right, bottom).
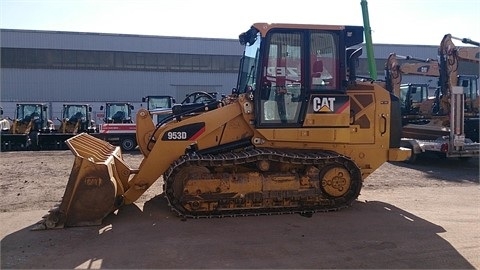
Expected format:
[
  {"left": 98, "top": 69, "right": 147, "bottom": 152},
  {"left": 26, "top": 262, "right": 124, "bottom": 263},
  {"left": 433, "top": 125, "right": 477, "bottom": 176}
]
[
  {"left": 385, "top": 53, "right": 402, "bottom": 97},
  {"left": 438, "top": 34, "right": 480, "bottom": 115},
  {"left": 439, "top": 34, "right": 460, "bottom": 101},
  {"left": 399, "top": 61, "right": 440, "bottom": 77},
  {"left": 386, "top": 34, "right": 479, "bottom": 117},
  {"left": 451, "top": 35, "right": 480, "bottom": 61}
]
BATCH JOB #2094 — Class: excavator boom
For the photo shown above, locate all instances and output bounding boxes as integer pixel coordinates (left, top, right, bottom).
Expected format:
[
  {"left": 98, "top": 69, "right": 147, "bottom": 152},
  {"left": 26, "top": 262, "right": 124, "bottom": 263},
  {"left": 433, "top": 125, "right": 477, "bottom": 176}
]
[
  {"left": 385, "top": 53, "right": 440, "bottom": 98},
  {"left": 452, "top": 36, "right": 480, "bottom": 47}
]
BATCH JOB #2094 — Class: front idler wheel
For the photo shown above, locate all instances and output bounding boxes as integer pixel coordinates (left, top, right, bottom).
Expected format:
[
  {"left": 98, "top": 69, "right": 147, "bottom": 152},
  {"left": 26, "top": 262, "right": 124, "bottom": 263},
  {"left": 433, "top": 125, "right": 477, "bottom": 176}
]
[
  {"left": 319, "top": 164, "right": 352, "bottom": 198},
  {"left": 318, "top": 158, "right": 362, "bottom": 207}
]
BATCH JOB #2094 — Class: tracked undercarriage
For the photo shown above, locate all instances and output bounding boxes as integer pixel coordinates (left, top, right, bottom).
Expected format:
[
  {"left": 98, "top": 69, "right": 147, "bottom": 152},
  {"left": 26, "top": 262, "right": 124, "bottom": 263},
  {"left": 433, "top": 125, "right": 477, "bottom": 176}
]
[{"left": 164, "top": 149, "right": 363, "bottom": 218}]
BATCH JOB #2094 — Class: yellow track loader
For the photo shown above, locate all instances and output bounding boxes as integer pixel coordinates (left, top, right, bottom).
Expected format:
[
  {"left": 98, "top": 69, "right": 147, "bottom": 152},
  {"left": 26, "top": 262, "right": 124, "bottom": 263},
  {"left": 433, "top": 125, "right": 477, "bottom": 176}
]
[{"left": 35, "top": 23, "right": 410, "bottom": 229}]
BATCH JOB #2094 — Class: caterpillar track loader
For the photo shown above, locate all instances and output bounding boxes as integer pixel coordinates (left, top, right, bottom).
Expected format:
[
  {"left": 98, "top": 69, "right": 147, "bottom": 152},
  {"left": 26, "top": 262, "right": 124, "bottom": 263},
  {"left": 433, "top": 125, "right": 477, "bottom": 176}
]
[{"left": 35, "top": 23, "right": 411, "bottom": 230}]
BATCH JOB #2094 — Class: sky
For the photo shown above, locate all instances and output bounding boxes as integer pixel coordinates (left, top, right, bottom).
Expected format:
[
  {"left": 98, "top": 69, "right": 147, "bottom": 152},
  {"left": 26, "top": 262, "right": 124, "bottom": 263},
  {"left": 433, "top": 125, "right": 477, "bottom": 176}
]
[{"left": 1, "top": 0, "right": 479, "bottom": 46}]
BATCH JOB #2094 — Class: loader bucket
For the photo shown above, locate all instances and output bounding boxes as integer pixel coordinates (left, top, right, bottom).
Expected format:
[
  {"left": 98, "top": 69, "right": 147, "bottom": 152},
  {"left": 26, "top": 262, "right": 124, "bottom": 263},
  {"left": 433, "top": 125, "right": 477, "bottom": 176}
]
[{"left": 33, "top": 133, "right": 134, "bottom": 230}]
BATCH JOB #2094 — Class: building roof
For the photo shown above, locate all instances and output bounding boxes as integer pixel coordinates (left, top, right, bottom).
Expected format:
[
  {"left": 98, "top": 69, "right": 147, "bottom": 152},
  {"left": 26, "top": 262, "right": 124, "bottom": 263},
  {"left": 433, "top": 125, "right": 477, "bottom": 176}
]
[{"left": 0, "top": 28, "right": 244, "bottom": 55}]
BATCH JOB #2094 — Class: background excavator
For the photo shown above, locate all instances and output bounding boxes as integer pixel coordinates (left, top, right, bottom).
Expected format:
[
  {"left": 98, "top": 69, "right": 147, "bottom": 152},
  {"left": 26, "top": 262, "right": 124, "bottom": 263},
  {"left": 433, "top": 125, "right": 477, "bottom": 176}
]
[
  {"left": 437, "top": 34, "right": 479, "bottom": 117},
  {"left": 384, "top": 54, "right": 439, "bottom": 121},
  {"left": 34, "top": 22, "right": 411, "bottom": 230},
  {"left": 385, "top": 53, "right": 478, "bottom": 121},
  {"left": 384, "top": 35, "right": 479, "bottom": 143},
  {"left": 384, "top": 35, "right": 479, "bottom": 162}
]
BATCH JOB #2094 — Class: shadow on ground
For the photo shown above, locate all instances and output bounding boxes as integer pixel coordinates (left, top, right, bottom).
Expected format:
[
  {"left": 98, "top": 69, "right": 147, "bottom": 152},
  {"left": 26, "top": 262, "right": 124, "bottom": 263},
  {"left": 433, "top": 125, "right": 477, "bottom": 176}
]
[
  {"left": 391, "top": 155, "right": 479, "bottom": 183},
  {"left": 1, "top": 195, "right": 474, "bottom": 269}
]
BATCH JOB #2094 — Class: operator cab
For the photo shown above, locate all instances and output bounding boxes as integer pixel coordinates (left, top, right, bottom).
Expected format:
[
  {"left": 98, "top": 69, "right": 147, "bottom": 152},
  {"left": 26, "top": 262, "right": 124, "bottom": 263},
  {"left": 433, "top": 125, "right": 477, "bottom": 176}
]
[
  {"left": 399, "top": 84, "right": 429, "bottom": 115},
  {"left": 142, "top": 95, "right": 176, "bottom": 125},
  {"left": 237, "top": 23, "right": 364, "bottom": 127},
  {"left": 102, "top": 103, "right": 134, "bottom": 123},
  {"left": 458, "top": 75, "right": 479, "bottom": 114},
  {"left": 15, "top": 103, "right": 51, "bottom": 132},
  {"left": 62, "top": 104, "right": 90, "bottom": 123}
]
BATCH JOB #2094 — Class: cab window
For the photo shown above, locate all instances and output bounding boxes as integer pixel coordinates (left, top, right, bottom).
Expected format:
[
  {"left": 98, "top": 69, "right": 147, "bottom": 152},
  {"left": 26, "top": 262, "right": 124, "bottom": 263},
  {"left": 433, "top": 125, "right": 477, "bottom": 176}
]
[
  {"left": 310, "top": 33, "right": 338, "bottom": 89},
  {"left": 259, "top": 32, "right": 303, "bottom": 125}
]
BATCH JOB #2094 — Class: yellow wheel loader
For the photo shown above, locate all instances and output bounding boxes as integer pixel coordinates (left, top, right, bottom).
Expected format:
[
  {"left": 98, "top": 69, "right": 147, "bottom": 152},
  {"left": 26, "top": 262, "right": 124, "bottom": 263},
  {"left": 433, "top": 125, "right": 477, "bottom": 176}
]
[
  {"left": 35, "top": 23, "right": 411, "bottom": 229},
  {"left": 1, "top": 103, "right": 53, "bottom": 151}
]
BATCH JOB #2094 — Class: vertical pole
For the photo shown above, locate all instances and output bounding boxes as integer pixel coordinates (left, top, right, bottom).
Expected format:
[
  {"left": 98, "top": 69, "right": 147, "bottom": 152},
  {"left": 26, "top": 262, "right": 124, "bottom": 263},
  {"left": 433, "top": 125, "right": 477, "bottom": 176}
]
[
  {"left": 450, "top": 86, "right": 465, "bottom": 150},
  {"left": 361, "top": 0, "right": 377, "bottom": 80}
]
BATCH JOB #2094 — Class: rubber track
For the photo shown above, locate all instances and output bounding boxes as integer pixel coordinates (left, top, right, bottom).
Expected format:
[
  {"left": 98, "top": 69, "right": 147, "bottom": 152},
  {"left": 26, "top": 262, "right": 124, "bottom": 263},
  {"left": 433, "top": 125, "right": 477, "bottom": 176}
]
[{"left": 164, "top": 148, "right": 362, "bottom": 218}]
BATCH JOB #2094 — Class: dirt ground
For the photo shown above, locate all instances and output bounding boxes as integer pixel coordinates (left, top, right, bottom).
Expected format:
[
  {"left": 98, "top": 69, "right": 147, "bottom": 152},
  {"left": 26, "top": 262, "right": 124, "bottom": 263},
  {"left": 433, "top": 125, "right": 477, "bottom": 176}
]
[{"left": 0, "top": 150, "right": 479, "bottom": 269}]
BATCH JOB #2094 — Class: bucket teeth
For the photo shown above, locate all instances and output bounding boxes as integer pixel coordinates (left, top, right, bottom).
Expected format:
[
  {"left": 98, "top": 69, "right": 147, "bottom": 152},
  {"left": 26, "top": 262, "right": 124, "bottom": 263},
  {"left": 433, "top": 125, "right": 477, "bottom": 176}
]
[
  {"left": 33, "top": 208, "right": 64, "bottom": 230},
  {"left": 30, "top": 222, "right": 47, "bottom": 231}
]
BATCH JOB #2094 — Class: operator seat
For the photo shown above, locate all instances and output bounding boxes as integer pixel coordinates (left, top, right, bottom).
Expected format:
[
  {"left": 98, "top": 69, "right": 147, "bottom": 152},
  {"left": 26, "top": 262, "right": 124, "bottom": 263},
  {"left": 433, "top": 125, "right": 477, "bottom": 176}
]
[
  {"left": 312, "top": 59, "right": 324, "bottom": 77},
  {"left": 70, "top": 112, "right": 84, "bottom": 123},
  {"left": 311, "top": 59, "right": 324, "bottom": 85},
  {"left": 112, "top": 111, "right": 125, "bottom": 123}
]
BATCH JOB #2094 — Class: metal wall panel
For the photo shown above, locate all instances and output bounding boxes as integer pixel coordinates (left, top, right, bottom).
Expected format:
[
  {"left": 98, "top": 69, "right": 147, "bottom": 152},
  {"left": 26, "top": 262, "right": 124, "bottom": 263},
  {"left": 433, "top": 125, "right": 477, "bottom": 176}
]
[
  {"left": 1, "top": 69, "right": 237, "bottom": 102},
  {"left": 1, "top": 29, "right": 478, "bottom": 120},
  {"left": 0, "top": 29, "right": 243, "bottom": 55},
  {"left": 366, "top": 44, "right": 438, "bottom": 59}
]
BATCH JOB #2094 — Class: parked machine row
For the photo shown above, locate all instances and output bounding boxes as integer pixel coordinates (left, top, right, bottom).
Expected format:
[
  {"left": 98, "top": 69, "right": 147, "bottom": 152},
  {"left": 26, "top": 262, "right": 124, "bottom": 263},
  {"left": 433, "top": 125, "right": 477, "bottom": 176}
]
[
  {"left": 0, "top": 92, "right": 223, "bottom": 152},
  {"left": 0, "top": 102, "right": 139, "bottom": 152}
]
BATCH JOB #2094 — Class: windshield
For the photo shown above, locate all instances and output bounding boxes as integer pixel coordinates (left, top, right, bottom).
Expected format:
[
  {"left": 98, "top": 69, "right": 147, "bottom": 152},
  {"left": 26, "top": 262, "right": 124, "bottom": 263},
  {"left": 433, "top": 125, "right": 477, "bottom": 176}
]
[
  {"left": 105, "top": 103, "right": 132, "bottom": 123},
  {"left": 63, "top": 105, "right": 87, "bottom": 121},
  {"left": 237, "top": 32, "right": 261, "bottom": 94},
  {"left": 107, "top": 104, "right": 128, "bottom": 115},
  {"left": 17, "top": 104, "right": 42, "bottom": 121},
  {"left": 147, "top": 97, "right": 172, "bottom": 110}
]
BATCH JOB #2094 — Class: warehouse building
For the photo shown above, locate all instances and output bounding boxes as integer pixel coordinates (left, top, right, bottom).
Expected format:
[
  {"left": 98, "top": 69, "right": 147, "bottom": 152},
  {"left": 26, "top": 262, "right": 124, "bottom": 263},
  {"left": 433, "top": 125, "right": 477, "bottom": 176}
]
[{"left": 1, "top": 28, "right": 478, "bottom": 121}]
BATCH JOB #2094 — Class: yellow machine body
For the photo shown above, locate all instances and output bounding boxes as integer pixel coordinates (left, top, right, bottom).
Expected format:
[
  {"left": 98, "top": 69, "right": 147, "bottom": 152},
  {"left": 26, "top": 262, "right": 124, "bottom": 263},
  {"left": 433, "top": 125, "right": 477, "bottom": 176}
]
[{"left": 36, "top": 22, "right": 410, "bottom": 229}]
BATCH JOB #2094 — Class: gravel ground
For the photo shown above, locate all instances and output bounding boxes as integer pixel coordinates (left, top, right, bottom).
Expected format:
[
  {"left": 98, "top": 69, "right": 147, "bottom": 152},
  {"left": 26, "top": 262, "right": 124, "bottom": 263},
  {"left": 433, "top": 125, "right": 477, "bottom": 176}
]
[{"left": 0, "top": 150, "right": 478, "bottom": 269}]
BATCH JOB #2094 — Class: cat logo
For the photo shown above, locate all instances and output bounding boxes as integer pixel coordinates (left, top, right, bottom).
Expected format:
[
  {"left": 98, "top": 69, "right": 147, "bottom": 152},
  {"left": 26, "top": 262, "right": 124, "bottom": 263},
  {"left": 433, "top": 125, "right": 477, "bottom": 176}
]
[
  {"left": 313, "top": 97, "right": 335, "bottom": 112},
  {"left": 417, "top": 65, "right": 429, "bottom": 73}
]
